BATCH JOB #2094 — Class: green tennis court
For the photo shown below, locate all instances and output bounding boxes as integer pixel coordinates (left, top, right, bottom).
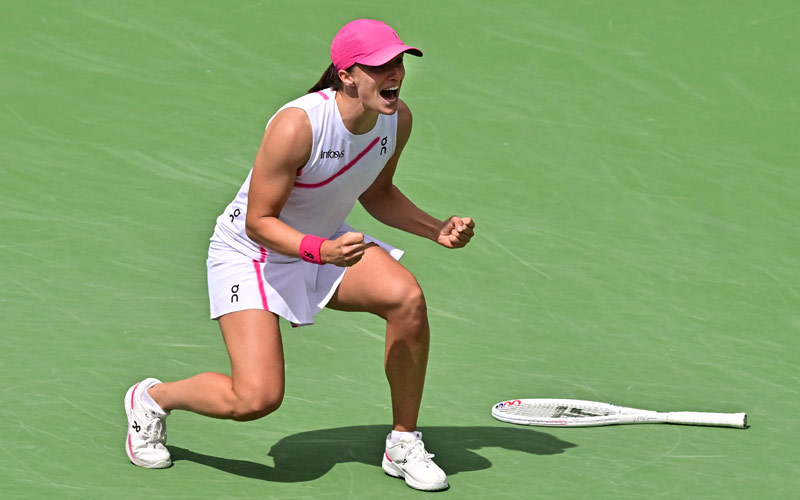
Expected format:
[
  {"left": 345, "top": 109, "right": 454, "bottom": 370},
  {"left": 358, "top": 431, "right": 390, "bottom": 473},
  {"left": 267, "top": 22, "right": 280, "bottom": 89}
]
[{"left": 2, "top": 1, "right": 798, "bottom": 498}]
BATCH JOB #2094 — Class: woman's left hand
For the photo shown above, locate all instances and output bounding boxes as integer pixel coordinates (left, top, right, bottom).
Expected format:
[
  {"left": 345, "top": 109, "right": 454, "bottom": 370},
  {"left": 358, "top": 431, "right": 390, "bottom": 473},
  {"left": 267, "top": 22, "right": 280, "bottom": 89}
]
[{"left": 437, "top": 216, "right": 475, "bottom": 249}]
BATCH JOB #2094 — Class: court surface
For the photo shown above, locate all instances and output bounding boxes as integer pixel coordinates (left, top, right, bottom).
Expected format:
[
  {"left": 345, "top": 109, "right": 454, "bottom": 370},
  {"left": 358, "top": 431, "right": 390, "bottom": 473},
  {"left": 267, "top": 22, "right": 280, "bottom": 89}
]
[{"left": 2, "top": 1, "right": 798, "bottom": 498}]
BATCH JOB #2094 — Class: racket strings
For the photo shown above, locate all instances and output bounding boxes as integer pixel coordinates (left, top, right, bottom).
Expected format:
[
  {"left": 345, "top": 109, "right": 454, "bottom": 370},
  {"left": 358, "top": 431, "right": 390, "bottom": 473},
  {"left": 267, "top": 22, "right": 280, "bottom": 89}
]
[{"left": 499, "top": 403, "right": 614, "bottom": 419}]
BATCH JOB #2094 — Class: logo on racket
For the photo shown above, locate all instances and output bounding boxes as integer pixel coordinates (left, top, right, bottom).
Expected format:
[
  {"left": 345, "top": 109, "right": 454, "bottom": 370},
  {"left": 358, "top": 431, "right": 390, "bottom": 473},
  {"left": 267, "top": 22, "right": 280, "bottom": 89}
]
[{"left": 496, "top": 400, "right": 522, "bottom": 408}]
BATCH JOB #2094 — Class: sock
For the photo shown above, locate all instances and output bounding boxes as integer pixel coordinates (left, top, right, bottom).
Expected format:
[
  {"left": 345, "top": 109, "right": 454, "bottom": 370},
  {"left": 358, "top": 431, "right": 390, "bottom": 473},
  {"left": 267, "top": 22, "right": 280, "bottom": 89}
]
[
  {"left": 391, "top": 430, "right": 422, "bottom": 443},
  {"left": 142, "top": 385, "right": 166, "bottom": 415}
]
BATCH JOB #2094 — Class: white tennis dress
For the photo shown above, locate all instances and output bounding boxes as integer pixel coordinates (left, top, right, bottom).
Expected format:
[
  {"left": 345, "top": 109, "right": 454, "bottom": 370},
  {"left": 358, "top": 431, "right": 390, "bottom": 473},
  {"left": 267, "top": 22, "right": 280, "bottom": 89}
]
[{"left": 207, "top": 88, "right": 403, "bottom": 325}]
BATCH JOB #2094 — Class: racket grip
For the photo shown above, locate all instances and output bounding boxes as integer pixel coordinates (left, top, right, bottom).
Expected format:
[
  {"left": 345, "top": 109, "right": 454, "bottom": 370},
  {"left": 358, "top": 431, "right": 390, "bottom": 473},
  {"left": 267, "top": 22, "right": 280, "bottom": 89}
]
[{"left": 665, "top": 411, "right": 747, "bottom": 428}]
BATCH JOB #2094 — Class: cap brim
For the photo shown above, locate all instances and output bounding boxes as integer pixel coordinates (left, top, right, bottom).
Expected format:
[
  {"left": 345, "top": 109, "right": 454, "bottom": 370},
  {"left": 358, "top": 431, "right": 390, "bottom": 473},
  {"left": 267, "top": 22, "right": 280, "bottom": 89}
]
[{"left": 356, "top": 43, "right": 423, "bottom": 67}]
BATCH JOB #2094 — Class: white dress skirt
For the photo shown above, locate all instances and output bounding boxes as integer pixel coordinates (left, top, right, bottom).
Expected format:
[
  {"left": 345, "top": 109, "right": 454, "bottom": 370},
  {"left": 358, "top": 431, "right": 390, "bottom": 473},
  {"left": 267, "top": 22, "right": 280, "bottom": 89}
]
[{"left": 207, "top": 222, "right": 403, "bottom": 326}]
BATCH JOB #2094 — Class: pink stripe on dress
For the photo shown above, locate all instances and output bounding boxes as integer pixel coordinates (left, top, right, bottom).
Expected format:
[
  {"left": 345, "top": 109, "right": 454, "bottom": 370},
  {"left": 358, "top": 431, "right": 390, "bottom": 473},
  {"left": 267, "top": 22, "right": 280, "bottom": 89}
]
[
  {"left": 316, "top": 91, "right": 330, "bottom": 101},
  {"left": 252, "top": 246, "right": 269, "bottom": 311},
  {"left": 295, "top": 136, "right": 381, "bottom": 189}
]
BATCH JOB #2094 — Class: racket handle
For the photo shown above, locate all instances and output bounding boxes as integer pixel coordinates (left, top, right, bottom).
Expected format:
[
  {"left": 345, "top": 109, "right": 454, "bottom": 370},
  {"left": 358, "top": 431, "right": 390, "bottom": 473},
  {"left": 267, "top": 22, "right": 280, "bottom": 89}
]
[{"left": 665, "top": 411, "right": 747, "bottom": 428}]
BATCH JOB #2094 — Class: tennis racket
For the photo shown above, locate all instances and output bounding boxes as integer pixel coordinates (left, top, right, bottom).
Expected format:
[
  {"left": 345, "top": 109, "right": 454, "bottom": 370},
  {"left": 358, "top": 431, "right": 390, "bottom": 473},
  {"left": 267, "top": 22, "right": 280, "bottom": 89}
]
[{"left": 492, "top": 399, "right": 747, "bottom": 428}]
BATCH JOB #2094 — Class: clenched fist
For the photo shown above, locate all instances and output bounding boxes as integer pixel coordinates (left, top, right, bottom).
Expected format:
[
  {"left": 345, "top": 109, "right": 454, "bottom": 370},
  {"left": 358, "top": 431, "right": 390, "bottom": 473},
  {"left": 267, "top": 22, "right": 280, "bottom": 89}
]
[
  {"left": 322, "top": 232, "right": 367, "bottom": 267},
  {"left": 437, "top": 216, "right": 475, "bottom": 249}
]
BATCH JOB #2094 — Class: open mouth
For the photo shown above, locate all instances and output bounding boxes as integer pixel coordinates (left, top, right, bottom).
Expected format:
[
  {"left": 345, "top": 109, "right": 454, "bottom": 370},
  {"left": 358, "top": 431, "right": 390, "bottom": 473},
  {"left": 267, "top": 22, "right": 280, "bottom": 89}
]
[{"left": 379, "top": 86, "right": 399, "bottom": 102}]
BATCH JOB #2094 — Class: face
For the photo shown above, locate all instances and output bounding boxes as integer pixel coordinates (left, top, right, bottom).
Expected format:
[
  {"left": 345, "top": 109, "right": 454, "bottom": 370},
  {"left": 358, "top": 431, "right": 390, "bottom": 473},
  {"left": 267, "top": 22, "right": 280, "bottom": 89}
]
[{"left": 340, "top": 54, "right": 406, "bottom": 114}]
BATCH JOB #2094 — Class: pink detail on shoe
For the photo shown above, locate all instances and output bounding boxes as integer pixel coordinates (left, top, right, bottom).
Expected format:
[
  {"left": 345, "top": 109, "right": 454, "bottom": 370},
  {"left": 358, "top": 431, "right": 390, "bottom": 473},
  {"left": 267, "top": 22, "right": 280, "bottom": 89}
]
[
  {"left": 128, "top": 434, "right": 136, "bottom": 459},
  {"left": 294, "top": 136, "right": 380, "bottom": 188},
  {"left": 384, "top": 451, "right": 393, "bottom": 463},
  {"left": 130, "top": 382, "right": 141, "bottom": 410}
]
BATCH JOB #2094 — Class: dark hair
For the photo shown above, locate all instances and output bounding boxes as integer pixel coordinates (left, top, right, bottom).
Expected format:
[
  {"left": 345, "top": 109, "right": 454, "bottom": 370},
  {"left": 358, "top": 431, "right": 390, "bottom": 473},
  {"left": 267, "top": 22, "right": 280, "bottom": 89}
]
[{"left": 308, "top": 63, "right": 344, "bottom": 93}]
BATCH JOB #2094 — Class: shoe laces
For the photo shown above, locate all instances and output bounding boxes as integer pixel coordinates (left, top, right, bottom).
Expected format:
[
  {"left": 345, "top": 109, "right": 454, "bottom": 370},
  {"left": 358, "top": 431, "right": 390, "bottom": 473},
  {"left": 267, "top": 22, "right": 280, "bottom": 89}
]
[
  {"left": 405, "top": 440, "right": 434, "bottom": 464},
  {"left": 141, "top": 412, "right": 167, "bottom": 447}
]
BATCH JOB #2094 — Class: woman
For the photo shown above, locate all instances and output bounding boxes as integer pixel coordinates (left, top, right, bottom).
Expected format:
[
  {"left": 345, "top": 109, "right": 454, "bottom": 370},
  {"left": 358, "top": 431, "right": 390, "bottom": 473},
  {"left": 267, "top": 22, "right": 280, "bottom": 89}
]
[{"left": 124, "top": 19, "right": 474, "bottom": 492}]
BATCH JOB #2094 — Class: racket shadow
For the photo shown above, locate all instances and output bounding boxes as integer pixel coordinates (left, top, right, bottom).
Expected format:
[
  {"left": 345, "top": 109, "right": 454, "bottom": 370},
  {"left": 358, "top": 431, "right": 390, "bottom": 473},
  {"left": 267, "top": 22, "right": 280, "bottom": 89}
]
[{"left": 170, "top": 424, "right": 576, "bottom": 483}]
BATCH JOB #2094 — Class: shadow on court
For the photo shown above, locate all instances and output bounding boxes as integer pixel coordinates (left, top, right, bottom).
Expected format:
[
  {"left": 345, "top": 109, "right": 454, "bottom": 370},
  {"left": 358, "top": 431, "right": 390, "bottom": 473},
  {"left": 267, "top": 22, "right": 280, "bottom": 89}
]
[{"left": 170, "top": 425, "right": 576, "bottom": 482}]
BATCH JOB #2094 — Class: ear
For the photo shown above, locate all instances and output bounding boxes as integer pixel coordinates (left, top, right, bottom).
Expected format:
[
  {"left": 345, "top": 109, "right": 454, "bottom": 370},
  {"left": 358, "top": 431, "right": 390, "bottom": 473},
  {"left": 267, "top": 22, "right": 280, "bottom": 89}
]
[{"left": 338, "top": 68, "right": 355, "bottom": 87}]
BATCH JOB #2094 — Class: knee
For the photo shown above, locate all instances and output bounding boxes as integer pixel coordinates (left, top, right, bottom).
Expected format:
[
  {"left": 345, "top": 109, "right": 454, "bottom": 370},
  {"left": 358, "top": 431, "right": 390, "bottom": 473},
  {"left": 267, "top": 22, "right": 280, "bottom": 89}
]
[
  {"left": 384, "top": 279, "right": 430, "bottom": 343},
  {"left": 232, "top": 388, "right": 284, "bottom": 422},
  {"left": 403, "top": 285, "right": 427, "bottom": 323},
  {"left": 385, "top": 280, "right": 428, "bottom": 332}
]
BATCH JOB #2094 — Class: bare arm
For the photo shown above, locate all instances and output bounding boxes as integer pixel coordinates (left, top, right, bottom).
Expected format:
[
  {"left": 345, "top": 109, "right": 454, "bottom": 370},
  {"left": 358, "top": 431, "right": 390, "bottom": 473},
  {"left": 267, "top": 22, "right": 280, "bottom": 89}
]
[
  {"left": 358, "top": 100, "right": 475, "bottom": 248},
  {"left": 245, "top": 108, "right": 366, "bottom": 266}
]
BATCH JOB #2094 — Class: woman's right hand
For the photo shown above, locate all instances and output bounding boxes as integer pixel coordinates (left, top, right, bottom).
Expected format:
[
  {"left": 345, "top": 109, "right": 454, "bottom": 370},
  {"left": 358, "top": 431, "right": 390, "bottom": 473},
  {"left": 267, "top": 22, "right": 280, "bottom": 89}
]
[{"left": 322, "top": 232, "right": 367, "bottom": 267}]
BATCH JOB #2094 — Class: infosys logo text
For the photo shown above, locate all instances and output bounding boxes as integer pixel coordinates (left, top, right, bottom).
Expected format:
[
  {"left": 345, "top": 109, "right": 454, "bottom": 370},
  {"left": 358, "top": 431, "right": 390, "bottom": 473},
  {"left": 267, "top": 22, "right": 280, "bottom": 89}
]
[{"left": 320, "top": 149, "right": 345, "bottom": 160}]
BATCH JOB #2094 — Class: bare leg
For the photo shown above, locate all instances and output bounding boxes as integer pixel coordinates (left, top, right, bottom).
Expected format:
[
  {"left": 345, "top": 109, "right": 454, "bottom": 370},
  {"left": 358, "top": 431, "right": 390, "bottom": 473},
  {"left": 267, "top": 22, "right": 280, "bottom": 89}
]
[
  {"left": 147, "top": 309, "right": 285, "bottom": 422},
  {"left": 327, "top": 245, "right": 429, "bottom": 431}
]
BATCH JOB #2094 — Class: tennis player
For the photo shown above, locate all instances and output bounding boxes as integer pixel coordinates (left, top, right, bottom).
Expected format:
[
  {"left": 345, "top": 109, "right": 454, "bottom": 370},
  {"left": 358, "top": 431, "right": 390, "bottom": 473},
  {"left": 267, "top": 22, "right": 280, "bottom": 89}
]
[{"left": 124, "top": 19, "right": 474, "bottom": 492}]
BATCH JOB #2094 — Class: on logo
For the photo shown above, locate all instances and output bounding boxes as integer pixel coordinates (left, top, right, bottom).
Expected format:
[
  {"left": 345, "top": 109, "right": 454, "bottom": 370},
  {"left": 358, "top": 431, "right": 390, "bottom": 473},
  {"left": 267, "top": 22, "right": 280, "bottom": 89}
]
[
  {"left": 380, "top": 136, "right": 388, "bottom": 155},
  {"left": 230, "top": 284, "right": 240, "bottom": 303},
  {"left": 229, "top": 208, "right": 241, "bottom": 223}
]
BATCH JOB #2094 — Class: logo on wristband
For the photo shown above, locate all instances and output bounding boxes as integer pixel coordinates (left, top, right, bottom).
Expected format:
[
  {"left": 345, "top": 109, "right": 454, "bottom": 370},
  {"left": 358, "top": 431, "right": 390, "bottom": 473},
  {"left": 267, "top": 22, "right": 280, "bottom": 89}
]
[{"left": 299, "top": 235, "right": 326, "bottom": 265}]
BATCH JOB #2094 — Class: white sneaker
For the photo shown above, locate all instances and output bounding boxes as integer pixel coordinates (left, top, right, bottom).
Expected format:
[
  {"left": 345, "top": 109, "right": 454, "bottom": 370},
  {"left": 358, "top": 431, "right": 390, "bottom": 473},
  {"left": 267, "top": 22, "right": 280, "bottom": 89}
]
[
  {"left": 124, "top": 378, "right": 171, "bottom": 468},
  {"left": 382, "top": 432, "right": 449, "bottom": 491}
]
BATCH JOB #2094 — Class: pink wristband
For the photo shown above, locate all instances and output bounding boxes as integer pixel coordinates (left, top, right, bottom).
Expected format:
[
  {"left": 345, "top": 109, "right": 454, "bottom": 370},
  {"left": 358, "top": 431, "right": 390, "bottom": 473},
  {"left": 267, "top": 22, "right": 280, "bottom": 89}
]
[{"left": 299, "top": 235, "right": 326, "bottom": 265}]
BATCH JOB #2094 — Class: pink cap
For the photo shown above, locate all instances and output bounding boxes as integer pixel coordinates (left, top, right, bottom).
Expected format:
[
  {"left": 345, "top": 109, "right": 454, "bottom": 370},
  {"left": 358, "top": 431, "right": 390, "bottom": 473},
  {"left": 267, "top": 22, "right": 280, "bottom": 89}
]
[{"left": 331, "top": 19, "right": 422, "bottom": 72}]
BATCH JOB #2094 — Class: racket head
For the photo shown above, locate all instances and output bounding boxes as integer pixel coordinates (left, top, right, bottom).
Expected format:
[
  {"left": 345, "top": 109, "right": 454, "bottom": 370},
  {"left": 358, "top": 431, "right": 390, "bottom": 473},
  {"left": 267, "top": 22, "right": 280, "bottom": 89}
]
[{"left": 491, "top": 398, "right": 629, "bottom": 427}]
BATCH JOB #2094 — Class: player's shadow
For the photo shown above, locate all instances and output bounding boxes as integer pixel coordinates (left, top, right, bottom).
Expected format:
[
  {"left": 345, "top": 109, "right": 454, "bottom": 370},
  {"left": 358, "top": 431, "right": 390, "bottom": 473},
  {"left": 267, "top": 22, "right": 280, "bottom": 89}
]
[{"left": 170, "top": 425, "right": 576, "bottom": 483}]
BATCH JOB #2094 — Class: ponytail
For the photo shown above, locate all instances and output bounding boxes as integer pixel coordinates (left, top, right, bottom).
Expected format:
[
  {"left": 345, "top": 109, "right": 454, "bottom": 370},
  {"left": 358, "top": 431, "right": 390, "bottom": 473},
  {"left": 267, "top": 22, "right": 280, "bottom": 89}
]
[{"left": 308, "top": 63, "right": 344, "bottom": 93}]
